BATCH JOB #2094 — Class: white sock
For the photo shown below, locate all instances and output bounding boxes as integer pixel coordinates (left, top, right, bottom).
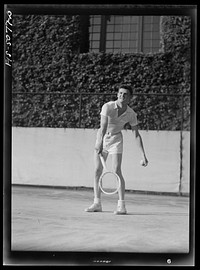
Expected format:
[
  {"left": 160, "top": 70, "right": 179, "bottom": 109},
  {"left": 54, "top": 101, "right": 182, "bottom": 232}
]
[
  {"left": 118, "top": 200, "right": 125, "bottom": 207},
  {"left": 94, "top": 198, "right": 101, "bottom": 204}
]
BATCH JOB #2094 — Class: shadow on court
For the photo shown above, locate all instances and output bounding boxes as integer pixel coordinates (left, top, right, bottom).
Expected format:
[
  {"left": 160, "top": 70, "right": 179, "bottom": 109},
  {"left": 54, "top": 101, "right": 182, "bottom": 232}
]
[{"left": 11, "top": 185, "right": 189, "bottom": 253}]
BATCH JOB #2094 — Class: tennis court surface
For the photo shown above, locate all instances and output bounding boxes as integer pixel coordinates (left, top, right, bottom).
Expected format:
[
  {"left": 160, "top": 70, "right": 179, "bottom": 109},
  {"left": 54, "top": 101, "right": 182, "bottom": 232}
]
[{"left": 11, "top": 185, "right": 189, "bottom": 253}]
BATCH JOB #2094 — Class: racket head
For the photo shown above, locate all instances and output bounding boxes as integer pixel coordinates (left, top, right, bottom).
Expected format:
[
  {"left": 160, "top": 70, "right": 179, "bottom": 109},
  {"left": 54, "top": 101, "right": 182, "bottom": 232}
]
[{"left": 99, "top": 171, "right": 121, "bottom": 195}]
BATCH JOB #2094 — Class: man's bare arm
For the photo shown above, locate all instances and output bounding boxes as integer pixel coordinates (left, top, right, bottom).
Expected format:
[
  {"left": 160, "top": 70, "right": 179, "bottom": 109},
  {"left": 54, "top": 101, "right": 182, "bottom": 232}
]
[
  {"left": 131, "top": 125, "right": 148, "bottom": 166},
  {"left": 95, "top": 115, "right": 108, "bottom": 154}
]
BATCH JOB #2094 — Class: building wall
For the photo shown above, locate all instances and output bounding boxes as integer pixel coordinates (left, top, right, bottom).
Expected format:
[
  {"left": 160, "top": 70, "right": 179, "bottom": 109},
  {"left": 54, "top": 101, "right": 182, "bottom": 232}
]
[{"left": 12, "top": 127, "right": 190, "bottom": 194}]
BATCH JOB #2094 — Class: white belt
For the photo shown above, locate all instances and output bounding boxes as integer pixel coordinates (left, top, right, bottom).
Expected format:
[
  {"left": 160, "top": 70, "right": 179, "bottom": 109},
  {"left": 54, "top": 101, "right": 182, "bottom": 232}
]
[{"left": 106, "top": 131, "right": 122, "bottom": 136}]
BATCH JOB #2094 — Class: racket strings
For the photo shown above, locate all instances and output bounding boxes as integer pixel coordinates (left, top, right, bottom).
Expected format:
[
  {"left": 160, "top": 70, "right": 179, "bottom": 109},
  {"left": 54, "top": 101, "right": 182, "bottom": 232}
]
[{"left": 99, "top": 172, "right": 120, "bottom": 195}]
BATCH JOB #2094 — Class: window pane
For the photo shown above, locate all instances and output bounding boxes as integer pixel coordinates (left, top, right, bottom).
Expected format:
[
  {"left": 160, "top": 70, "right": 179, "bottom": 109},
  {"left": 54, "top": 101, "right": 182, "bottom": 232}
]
[
  {"left": 122, "top": 32, "right": 129, "bottom": 40},
  {"left": 114, "top": 40, "right": 121, "bottom": 48},
  {"left": 122, "top": 40, "right": 129, "bottom": 48},
  {"left": 107, "top": 24, "right": 114, "bottom": 32},
  {"left": 152, "top": 23, "right": 159, "bottom": 31},
  {"left": 143, "top": 24, "right": 152, "bottom": 31},
  {"left": 143, "top": 16, "right": 152, "bottom": 23},
  {"left": 114, "top": 16, "right": 122, "bottom": 24},
  {"left": 114, "top": 32, "right": 122, "bottom": 40},
  {"left": 92, "top": 33, "right": 100, "bottom": 40},
  {"left": 91, "top": 41, "right": 99, "bottom": 48},
  {"left": 114, "top": 24, "right": 122, "bottom": 32},
  {"left": 131, "top": 16, "right": 139, "bottom": 23},
  {"left": 143, "top": 32, "right": 152, "bottom": 39},
  {"left": 107, "top": 16, "right": 114, "bottom": 24},
  {"left": 106, "top": 40, "right": 113, "bottom": 48},
  {"left": 93, "top": 25, "right": 100, "bottom": 32},
  {"left": 93, "top": 16, "right": 101, "bottom": 24},
  {"left": 130, "top": 32, "right": 138, "bottom": 39},
  {"left": 130, "top": 24, "right": 138, "bottom": 32},
  {"left": 153, "top": 16, "right": 160, "bottom": 23},
  {"left": 152, "top": 31, "right": 159, "bottom": 39},
  {"left": 152, "top": 39, "right": 159, "bottom": 47},
  {"left": 106, "top": 32, "right": 114, "bottom": 40},
  {"left": 130, "top": 40, "right": 137, "bottom": 48},
  {"left": 143, "top": 39, "right": 151, "bottom": 47},
  {"left": 123, "top": 16, "right": 131, "bottom": 24},
  {"left": 122, "top": 24, "right": 130, "bottom": 32}
]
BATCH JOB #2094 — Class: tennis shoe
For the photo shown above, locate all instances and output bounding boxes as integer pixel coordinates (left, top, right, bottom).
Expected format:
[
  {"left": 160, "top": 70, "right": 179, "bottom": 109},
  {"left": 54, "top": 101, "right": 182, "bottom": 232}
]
[
  {"left": 114, "top": 205, "right": 127, "bottom": 215},
  {"left": 85, "top": 203, "right": 102, "bottom": 212}
]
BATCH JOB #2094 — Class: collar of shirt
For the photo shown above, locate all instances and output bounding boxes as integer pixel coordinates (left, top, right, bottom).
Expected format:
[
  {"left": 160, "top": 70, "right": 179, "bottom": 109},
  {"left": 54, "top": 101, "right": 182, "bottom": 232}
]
[{"left": 114, "top": 101, "right": 132, "bottom": 114}]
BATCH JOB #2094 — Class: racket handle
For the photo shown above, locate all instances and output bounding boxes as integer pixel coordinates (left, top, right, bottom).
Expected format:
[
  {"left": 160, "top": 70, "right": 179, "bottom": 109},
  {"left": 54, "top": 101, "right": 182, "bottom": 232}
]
[{"left": 99, "top": 154, "right": 107, "bottom": 170}]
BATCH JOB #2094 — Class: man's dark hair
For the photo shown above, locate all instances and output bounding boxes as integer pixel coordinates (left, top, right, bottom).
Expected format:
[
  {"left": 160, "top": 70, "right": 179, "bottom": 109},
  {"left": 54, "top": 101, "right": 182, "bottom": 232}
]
[{"left": 118, "top": 84, "right": 133, "bottom": 96}]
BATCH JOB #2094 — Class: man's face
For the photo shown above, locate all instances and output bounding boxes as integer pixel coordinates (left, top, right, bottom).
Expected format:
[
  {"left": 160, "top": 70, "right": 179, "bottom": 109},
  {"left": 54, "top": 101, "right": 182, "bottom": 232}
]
[{"left": 117, "top": 88, "right": 131, "bottom": 104}]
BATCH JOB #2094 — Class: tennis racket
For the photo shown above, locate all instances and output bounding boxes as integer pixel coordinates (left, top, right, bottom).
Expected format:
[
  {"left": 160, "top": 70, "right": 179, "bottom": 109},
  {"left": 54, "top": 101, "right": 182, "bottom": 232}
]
[{"left": 99, "top": 154, "right": 121, "bottom": 195}]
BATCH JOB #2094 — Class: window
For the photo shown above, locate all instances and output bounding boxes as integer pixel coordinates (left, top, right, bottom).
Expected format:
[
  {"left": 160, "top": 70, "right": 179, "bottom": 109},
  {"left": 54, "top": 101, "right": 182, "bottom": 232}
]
[
  {"left": 89, "top": 15, "right": 101, "bottom": 52},
  {"left": 142, "top": 16, "right": 161, "bottom": 53},
  {"left": 89, "top": 15, "right": 160, "bottom": 53}
]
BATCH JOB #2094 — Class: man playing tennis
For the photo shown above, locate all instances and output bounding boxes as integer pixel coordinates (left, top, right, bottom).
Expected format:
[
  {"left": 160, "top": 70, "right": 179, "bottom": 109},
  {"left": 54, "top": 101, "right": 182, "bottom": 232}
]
[{"left": 85, "top": 85, "right": 148, "bottom": 215}]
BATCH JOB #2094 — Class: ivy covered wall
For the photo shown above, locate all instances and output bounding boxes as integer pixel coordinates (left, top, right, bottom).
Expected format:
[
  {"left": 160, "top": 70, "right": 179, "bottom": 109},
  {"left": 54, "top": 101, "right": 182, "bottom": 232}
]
[{"left": 12, "top": 15, "right": 191, "bottom": 130}]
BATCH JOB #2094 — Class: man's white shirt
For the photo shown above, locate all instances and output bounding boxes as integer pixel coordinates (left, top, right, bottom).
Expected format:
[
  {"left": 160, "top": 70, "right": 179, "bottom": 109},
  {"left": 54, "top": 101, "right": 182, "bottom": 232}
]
[{"left": 100, "top": 101, "right": 138, "bottom": 134}]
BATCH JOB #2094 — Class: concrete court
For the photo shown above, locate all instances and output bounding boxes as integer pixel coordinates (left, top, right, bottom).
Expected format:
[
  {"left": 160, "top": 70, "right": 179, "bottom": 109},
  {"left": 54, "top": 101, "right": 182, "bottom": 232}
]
[{"left": 11, "top": 185, "right": 189, "bottom": 253}]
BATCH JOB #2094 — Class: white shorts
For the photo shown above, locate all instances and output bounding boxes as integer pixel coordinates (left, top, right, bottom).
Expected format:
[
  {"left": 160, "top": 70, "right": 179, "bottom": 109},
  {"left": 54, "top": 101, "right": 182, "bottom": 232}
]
[{"left": 96, "top": 130, "right": 123, "bottom": 155}]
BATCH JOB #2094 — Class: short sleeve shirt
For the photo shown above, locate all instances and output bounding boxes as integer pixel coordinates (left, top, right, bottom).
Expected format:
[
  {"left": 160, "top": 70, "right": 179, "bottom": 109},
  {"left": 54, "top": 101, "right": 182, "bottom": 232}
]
[{"left": 100, "top": 101, "right": 138, "bottom": 134}]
